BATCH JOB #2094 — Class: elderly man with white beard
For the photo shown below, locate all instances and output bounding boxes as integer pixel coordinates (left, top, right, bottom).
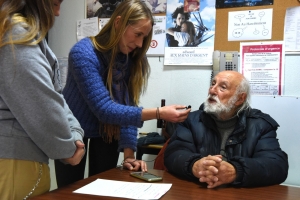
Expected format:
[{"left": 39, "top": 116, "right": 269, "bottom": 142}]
[{"left": 164, "top": 71, "right": 288, "bottom": 189}]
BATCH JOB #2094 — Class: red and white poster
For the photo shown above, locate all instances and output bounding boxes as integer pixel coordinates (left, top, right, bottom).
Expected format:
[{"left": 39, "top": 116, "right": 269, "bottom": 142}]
[
  {"left": 147, "top": 16, "right": 166, "bottom": 56},
  {"left": 240, "top": 41, "right": 284, "bottom": 95}
]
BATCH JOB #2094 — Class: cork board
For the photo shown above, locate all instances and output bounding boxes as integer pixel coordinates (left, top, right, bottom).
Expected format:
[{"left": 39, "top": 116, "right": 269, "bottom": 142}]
[{"left": 214, "top": 0, "right": 300, "bottom": 51}]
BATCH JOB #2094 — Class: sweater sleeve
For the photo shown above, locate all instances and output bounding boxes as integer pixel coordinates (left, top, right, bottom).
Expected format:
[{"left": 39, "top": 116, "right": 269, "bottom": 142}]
[
  {"left": 118, "top": 125, "right": 138, "bottom": 152},
  {"left": 0, "top": 38, "right": 84, "bottom": 159},
  {"left": 68, "top": 38, "right": 143, "bottom": 127}
]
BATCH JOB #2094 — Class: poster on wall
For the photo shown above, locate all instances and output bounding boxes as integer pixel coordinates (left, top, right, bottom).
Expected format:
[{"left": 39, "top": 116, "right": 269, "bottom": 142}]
[
  {"left": 164, "top": 0, "right": 215, "bottom": 66},
  {"left": 77, "top": 17, "right": 99, "bottom": 41},
  {"left": 98, "top": 18, "right": 110, "bottom": 30},
  {"left": 86, "top": 0, "right": 166, "bottom": 56},
  {"left": 216, "top": 0, "right": 273, "bottom": 8},
  {"left": 86, "top": 0, "right": 122, "bottom": 18},
  {"left": 284, "top": 6, "right": 300, "bottom": 52},
  {"left": 147, "top": 16, "right": 166, "bottom": 56},
  {"left": 143, "top": 0, "right": 167, "bottom": 14},
  {"left": 228, "top": 8, "right": 273, "bottom": 41},
  {"left": 86, "top": 0, "right": 166, "bottom": 18},
  {"left": 240, "top": 41, "right": 284, "bottom": 95},
  {"left": 143, "top": 0, "right": 168, "bottom": 56}
]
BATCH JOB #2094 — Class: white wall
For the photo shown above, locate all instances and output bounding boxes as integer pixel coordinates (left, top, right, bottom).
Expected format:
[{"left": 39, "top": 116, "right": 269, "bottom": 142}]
[{"left": 48, "top": 0, "right": 300, "bottom": 190}]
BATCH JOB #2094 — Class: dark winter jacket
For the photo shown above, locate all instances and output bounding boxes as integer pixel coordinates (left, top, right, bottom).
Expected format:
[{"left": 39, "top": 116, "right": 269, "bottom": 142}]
[{"left": 164, "top": 104, "right": 288, "bottom": 187}]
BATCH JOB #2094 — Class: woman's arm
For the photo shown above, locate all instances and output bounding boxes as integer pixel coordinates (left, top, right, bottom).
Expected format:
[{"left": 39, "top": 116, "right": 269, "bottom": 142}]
[
  {"left": 69, "top": 38, "right": 190, "bottom": 125},
  {"left": 141, "top": 105, "right": 190, "bottom": 123}
]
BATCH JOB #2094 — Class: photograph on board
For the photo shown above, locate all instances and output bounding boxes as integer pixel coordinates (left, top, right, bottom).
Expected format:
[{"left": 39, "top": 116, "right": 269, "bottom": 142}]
[
  {"left": 143, "top": 0, "right": 167, "bottom": 14},
  {"left": 87, "top": 0, "right": 166, "bottom": 18},
  {"left": 85, "top": 0, "right": 166, "bottom": 56},
  {"left": 86, "top": 0, "right": 124, "bottom": 18},
  {"left": 216, "top": 0, "right": 273, "bottom": 8},
  {"left": 184, "top": 0, "right": 200, "bottom": 13}
]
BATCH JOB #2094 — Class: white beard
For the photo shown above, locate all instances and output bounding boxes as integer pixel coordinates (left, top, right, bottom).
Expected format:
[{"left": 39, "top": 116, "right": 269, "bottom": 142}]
[{"left": 204, "top": 94, "right": 238, "bottom": 116}]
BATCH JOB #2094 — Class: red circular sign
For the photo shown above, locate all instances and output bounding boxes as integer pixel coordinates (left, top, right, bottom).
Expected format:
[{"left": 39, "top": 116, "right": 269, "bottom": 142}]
[{"left": 150, "top": 40, "right": 158, "bottom": 48}]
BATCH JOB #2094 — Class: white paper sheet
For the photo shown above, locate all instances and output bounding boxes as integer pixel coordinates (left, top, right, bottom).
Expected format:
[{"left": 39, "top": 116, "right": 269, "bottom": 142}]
[
  {"left": 228, "top": 8, "right": 273, "bottom": 41},
  {"left": 98, "top": 18, "right": 110, "bottom": 30},
  {"left": 284, "top": 6, "right": 300, "bottom": 52},
  {"left": 76, "top": 17, "right": 99, "bottom": 41},
  {"left": 73, "top": 179, "right": 172, "bottom": 199},
  {"left": 147, "top": 16, "right": 166, "bottom": 56}
]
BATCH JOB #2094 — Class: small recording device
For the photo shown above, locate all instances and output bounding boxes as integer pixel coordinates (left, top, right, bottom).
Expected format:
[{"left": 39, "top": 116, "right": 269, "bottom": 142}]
[
  {"left": 186, "top": 105, "right": 191, "bottom": 109},
  {"left": 130, "top": 172, "right": 163, "bottom": 182}
]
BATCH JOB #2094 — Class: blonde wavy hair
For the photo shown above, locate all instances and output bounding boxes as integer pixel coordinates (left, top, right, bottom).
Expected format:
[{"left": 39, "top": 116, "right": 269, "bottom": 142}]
[
  {"left": 0, "top": 0, "right": 55, "bottom": 48},
  {"left": 90, "top": 0, "right": 154, "bottom": 106}
]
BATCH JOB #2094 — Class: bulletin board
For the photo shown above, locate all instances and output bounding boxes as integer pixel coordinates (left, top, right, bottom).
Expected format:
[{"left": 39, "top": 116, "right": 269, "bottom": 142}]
[{"left": 214, "top": 0, "right": 300, "bottom": 51}]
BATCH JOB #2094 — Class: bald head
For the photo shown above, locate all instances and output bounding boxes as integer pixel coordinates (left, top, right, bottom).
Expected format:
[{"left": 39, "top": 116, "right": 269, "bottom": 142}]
[
  {"left": 204, "top": 71, "right": 250, "bottom": 120},
  {"left": 215, "top": 71, "right": 244, "bottom": 88}
]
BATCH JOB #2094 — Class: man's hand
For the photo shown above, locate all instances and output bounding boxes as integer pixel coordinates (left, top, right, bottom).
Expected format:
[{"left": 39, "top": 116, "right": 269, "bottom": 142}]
[
  {"left": 205, "top": 161, "right": 237, "bottom": 188},
  {"left": 192, "top": 155, "right": 222, "bottom": 181},
  {"left": 195, "top": 155, "right": 237, "bottom": 188},
  {"left": 62, "top": 140, "right": 85, "bottom": 166}
]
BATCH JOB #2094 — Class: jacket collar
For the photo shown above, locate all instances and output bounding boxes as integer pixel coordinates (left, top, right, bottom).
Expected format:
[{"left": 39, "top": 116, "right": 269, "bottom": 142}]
[{"left": 199, "top": 103, "right": 248, "bottom": 137}]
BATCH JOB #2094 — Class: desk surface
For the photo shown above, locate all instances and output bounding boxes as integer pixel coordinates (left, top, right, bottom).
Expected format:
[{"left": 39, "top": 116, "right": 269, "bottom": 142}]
[{"left": 32, "top": 169, "right": 300, "bottom": 200}]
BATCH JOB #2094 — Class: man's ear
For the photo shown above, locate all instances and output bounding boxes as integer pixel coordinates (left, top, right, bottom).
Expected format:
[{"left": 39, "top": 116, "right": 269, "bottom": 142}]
[
  {"left": 114, "top": 16, "right": 121, "bottom": 29},
  {"left": 235, "top": 93, "right": 247, "bottom": 107}
]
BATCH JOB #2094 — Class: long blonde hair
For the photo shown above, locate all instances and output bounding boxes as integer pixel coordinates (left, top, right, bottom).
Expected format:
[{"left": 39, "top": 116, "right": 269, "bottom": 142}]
[
  {"left": 0, "top": 0, "right": 55, "bottom": 48},
  {"left": 90, "top": 0, "right": 154, "bottom": 106}
]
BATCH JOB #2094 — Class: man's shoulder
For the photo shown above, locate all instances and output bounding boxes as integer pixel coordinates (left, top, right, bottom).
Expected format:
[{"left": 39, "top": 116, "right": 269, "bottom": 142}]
[
  {"left": 247, "top": 108, "right": 279, "bottom": 128},
  {"left": 184, "top": 109, "right": 208, "bottom": 127},
  {"left": 188, "top": 109, "right": 202, "bottom": 119}
]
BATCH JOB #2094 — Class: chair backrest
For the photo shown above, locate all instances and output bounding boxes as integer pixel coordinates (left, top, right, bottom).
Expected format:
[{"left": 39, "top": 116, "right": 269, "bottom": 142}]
[
  {"left": 153, "top": 138, "right": 170, "bottom": 170},
  {"left": 154, "top": 121, "right": 178, "bottom": 170}
]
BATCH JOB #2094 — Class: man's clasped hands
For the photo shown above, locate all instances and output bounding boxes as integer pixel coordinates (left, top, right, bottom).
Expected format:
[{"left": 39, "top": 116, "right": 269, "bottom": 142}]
[{"left": 192, "top": 155, "right": 237, "bottom": 188}]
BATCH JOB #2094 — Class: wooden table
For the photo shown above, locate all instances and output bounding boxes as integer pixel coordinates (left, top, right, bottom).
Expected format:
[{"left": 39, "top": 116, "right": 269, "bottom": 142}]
[{"left": 32, "top": 168, "right": 300, "bottom": 200}]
